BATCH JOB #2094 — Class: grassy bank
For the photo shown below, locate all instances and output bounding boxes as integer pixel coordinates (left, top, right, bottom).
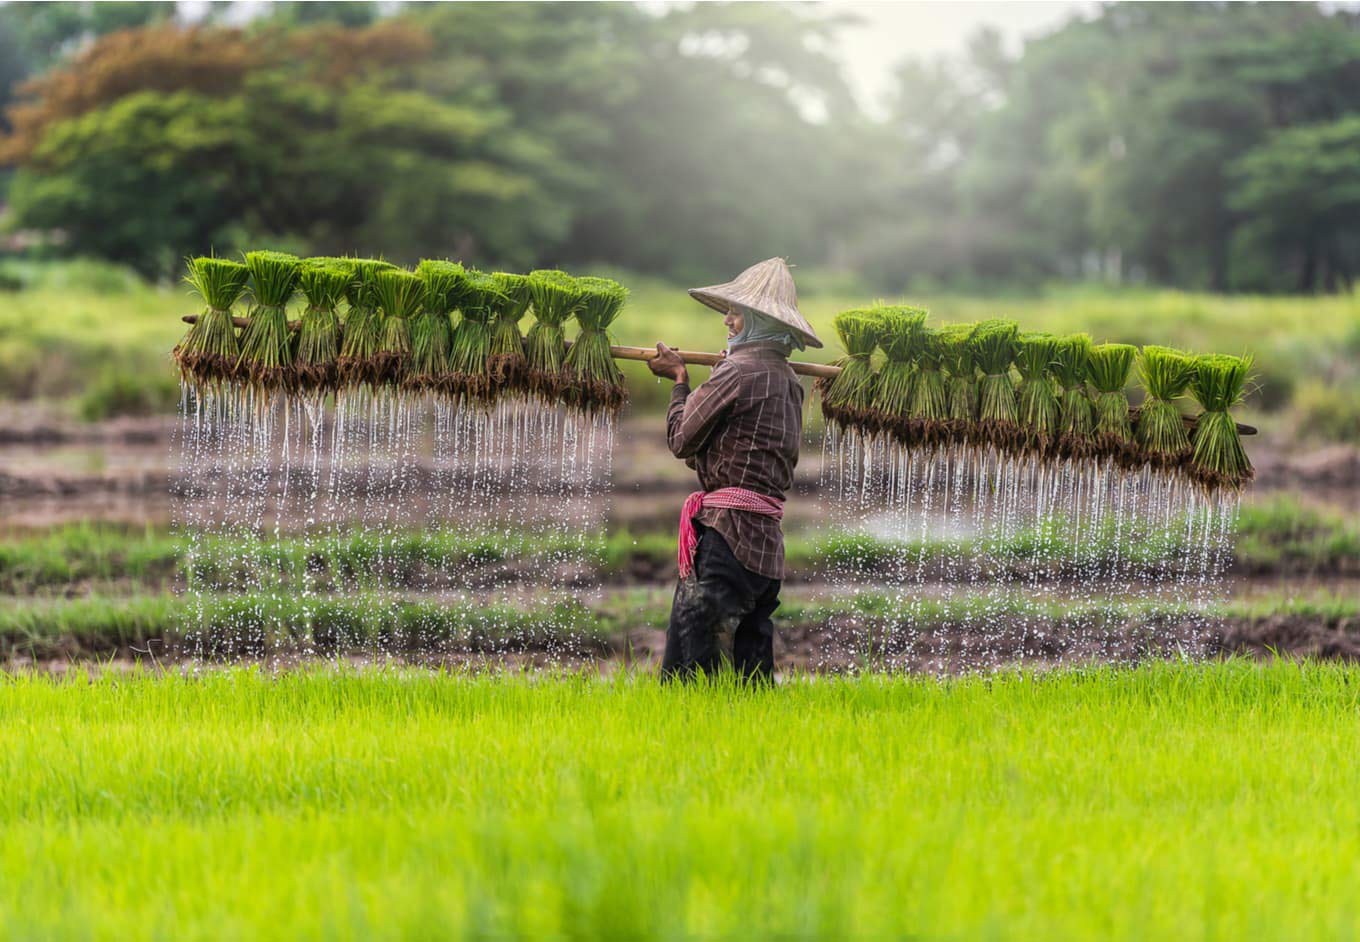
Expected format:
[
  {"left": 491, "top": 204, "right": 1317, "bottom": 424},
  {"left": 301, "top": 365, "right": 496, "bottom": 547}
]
[
  {"left": 2, "top": 495, "right": 1356, "bottom": 595},
  {"left": 2, "top": 663, "right": 1358, "bottom": 939}
]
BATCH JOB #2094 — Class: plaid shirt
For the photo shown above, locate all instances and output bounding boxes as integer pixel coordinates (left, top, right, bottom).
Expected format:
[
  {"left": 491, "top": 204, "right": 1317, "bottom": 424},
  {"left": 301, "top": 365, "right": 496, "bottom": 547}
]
[{"left": 667, "top": 343, "right": 805, "bottom": 579}]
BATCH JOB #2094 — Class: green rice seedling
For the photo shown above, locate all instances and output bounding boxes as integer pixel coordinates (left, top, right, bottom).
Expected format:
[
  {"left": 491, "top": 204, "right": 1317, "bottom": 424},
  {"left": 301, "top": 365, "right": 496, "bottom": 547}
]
[
  {"left": 818, "top": 310, "right": 882, "bottom": 432},
  {"left": 1136, "top": 345, "right": 1195, "bottom": 465},
  {"left": 526, "top": 269, "right": 583, "bottom": 404},
  {"left": 294, "top": 259, "right": 353, "bottom": 394},
  {"left": 488, "top": 272, "right": 532, "bottom": 392},
  {"left": 1015, "top": 332, "right": 1061, "bottom": 451},
  {"left": 1053, "top": 333, "right": 1096, "bottom": 457},
  {"left": 1188, "top": 353, "right": 1254, "bottom": 490},
  {"left": 1087, "top": 342, "right": 1138, "bottom": 453},
  {"left": 237, "top": 250, "right": 301, "bottom": 395},
  {"left": 940, "top": 322, "right": 978, "bottom": 440},
  {"left": 174, "top": 256, "right": 250, "bottom": 390},
  {"left": 370, "top": 269, "right": 424, "bottom": 387},
  {"left": 448, "top": 270, "right": 503, "bottom": 405},
  {"left": 871, "top": 306, "right": 927, "bottom": 439},
  {"left": 336, "top": 258, "right": 396, "bottom": 388},
  {"left": 408, "top": 260, "right": 463, "bottom": 392},
  {"left": 908, "top": 324, "right": 949, "bottom": 440},
  {"left": 972, "top": 319, "right": 1020, "bottom": 448},
  {"left": 563, "top": 275, "right": 629, "bottom": 416}
]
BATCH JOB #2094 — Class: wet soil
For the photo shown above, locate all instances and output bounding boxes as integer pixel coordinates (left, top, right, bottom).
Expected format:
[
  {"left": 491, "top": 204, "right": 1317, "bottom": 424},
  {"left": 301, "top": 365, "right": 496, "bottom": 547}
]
[
  {"left": 5, "top": 410, "right": 1358, "bottom": 673},
  {"left": 9, "top": 612, "right": 1359, "bottom": 677}
]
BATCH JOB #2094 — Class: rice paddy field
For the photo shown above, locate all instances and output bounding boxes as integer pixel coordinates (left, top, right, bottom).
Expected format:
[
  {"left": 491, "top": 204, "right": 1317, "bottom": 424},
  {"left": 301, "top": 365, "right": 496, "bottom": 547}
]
[
  {"left": 3, "top": 262, "right": 1360, "bottom": 938},
  {"left": 4, "top": 662, "right": 1360, "bottom": 940}
]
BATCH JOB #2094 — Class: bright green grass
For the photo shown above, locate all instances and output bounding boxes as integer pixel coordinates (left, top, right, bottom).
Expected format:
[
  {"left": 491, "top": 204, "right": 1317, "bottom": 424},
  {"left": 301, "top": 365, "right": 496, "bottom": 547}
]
[
  {"left": 4, "top": 263, "right": 1357, "bottom": 412},
  {"left": 1, "top": 663, "right": 1359, "bottom": 939}
]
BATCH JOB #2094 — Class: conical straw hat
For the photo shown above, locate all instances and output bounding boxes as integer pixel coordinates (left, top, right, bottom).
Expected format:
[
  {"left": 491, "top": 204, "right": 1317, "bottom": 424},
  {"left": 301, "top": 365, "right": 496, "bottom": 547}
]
[{"left": 688, "top": 257, "right": 823, "bottom": 349}]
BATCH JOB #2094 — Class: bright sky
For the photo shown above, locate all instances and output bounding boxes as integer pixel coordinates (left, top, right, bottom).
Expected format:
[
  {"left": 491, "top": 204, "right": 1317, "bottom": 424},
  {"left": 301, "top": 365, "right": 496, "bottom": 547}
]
[{"left": 826, "top": 1, "right": 1096, "bottom": 113}]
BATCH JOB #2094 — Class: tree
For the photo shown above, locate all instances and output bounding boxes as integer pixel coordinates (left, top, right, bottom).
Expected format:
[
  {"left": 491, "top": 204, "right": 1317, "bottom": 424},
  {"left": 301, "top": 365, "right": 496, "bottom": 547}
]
[{"left": 1231, "top": 116, "right": 1360, "bottom": 291}]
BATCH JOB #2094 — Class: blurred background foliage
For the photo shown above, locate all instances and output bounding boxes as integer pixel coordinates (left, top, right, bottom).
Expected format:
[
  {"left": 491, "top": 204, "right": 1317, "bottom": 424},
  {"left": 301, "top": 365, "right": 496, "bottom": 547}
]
[{"left": 0, "top": 0, "right": 1357, "bottom": 293}]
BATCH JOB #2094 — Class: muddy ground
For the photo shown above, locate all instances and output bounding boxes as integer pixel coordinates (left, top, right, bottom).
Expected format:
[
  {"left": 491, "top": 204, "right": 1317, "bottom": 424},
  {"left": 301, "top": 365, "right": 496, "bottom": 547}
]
[
  {"left": 4, "top": 408, "right": 1358, "bottom": 673},
  {"left": 12, "top": 610, "right": 1359, "bottom": 677}
]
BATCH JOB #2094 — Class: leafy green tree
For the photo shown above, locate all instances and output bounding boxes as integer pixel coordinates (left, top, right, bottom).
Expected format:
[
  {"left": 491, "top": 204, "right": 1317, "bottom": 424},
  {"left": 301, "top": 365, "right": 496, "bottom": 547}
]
[{"left": 1231, "top": 116, "right": 1360, "bottom": 291}]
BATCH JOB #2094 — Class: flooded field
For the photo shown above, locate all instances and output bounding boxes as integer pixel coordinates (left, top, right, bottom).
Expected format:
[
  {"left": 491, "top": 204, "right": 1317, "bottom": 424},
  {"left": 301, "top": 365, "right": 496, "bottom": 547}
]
[{"left": 3, "top": 399, "right": 1357, "bottom": 674}]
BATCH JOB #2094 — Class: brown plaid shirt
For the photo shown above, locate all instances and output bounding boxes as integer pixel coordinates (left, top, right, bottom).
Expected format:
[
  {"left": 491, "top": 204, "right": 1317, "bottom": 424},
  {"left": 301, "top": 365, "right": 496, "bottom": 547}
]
[{"left": 667, "top": 342, "right": 805, "bottom": 579}]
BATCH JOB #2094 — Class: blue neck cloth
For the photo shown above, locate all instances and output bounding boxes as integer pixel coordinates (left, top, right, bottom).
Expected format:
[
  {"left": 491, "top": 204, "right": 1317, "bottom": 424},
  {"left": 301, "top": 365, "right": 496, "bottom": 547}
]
[{"left": 727, "top": 309, "right": 805, "bottom": 355}]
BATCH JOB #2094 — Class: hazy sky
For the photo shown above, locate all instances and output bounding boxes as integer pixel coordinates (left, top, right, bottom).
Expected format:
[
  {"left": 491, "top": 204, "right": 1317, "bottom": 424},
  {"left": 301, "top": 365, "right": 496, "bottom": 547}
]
[{"left": 827, "top": 1, "right": 1095, "bottom": 112}]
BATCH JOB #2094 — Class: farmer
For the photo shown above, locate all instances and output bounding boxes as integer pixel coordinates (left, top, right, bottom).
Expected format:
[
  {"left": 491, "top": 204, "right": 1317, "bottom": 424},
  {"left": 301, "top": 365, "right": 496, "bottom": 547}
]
[{"left": 647, "top": 257, "right": 823, "bottom": 682}]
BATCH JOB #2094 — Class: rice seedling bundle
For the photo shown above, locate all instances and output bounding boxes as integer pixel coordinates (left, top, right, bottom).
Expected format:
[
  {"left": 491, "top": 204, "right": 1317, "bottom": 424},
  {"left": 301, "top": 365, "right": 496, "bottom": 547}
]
[
  {"left": 817, "top": 310, "right": 881, "bottom": 432},
  {"left": 563, "top": 276, "right": 629, "bottom": 416},
  {"left": 370, "top": 269, "right": 424, "bottom": 385},
  {"left": 525, "top": 269, "right": 583, "bottom": 404},
  {"left": 487, "top": 272, "right": 532, "bottom": 392},
  {"left": 448, "top": 270, "right": 503, "bottom": 405},
  {"left": 1087, "top": 342, "right": 1137, "bottom": 450},
  {"left": 295, "top": 259, "right": 353, "bottom": 393},
  {"left": 1136, "top": 345, "right": 1194, "bottom": 465},
  {"left": 337, "top": 259, "right": 397, "bottom": 388},
  {"left": 1015, "top": 332, "right": 1061, "bottom": 451},
  {"left": 175, "top": 256, "right": 250, "bottom": 390},
  {"left": 409, "top": 260, "right": 463, "bottom": 392},
  {"left": 908, "top": 324, "right": 949, "bottom": 441},
  {"left": 1188, "top": 353, "right": 1254, "bottom": 490},
  {"left": 940, "top": 322, "right": 978, "bottom": 439},
  {"left": 972, "top": 320, "right": 1020, "bottom": 446},
  {"left": 1053, "top": 333, "right": 1095, "bottom": 457},
  {"left": 237, "top": 250, "right": 301, "bottom": 395},
  {"left": 171, "top": 253, "right": 1258, "bottom": 496},
  {"left": 871, "top": 306, "right": 927, "bottom": 440}
]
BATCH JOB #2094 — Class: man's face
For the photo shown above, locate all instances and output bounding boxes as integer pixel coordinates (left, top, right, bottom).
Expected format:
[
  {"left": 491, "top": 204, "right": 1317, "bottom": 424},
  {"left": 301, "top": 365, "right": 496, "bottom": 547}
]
[{"left": 724, "top": 305, "right": 745, "bottom": 340}]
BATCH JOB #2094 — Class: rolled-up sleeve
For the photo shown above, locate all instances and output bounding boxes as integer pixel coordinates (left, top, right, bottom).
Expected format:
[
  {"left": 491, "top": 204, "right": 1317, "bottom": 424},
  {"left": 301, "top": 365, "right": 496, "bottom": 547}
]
[{"left": 666, "top": 363, "right": 740, "bottom": 460}]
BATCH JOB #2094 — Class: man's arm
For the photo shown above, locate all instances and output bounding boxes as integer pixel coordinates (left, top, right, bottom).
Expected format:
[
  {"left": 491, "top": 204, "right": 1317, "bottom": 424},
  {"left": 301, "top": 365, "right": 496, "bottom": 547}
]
[{"left": 665, "top": 359, "right": 740, "bottom": 460}]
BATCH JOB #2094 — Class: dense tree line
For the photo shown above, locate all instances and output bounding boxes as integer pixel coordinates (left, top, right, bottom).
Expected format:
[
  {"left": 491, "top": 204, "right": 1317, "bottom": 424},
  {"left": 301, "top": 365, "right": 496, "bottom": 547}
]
[{"left": 0, "top": 1, "right": 1357, "bottom": 292}]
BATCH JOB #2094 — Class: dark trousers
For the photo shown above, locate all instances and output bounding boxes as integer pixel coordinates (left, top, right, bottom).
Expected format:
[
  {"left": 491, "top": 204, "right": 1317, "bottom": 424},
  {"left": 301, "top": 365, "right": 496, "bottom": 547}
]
[{"left": 661, "top": 524, "right": 781, "bottom": 683}]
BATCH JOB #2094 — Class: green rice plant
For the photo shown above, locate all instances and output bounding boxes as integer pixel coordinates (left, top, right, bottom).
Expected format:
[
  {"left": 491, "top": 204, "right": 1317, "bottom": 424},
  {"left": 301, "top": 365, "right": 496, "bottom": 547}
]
[
  {"left": 526, "top": 269, "right": 583, "bottom": 403},
  {"left": 4, "top": 662, "right": 1360, "bottom": 940},
  {"left": 1136, "top": 345, "right": 1195, "bottom": 463},
  {"left": 1015, "top": 332, "right": 1061, "bottom": 449},
  {"left": 1188, "top": 353, "right": 1254, "bottom": 490},
  {"left": 294, "top": 259, "right": 353, "bottom": 393},
  {"left": 818, "top": 309, "right": 881, "bottom": 431},
  {"left": 971, "top": 319, "right": 1020, "bottom": 445},
  {"left": 1087, "top": 342, "right": 1137, "bottom": 447},
  {"left": 174, "top": 256, "right": 250, "bottom": 390},
  {"left": 1053, "top": 333, "right": 1095, "bottom": 456},
  {"left": 563, "top": 275, "right": 629, "bottom": 416},
  {"left": 871, "top": 306, "right": 927, "bottom": 437},
  {"left": 908, "top": 324, "right": 948, "bottom": 435},
  {"left": 448, "top": 270, "right": 503, "bottom": 404},
  {"left": 336, "top": 258, "right": 396, "bottom": 388},
  {"left": 370, "top": 269, "right": 424, "bottom": 386},
  {"left": 488, "top": 272, "right": 532, "bottom": 391},
  {"left": 237, "top": 250, "right": 301, "bottom": 395},
  {"left": 408, "top": 260, "right": 463, "bottom": 392},
  {"left": 940, "top": 322, "right": 978, "bottom": 428}
]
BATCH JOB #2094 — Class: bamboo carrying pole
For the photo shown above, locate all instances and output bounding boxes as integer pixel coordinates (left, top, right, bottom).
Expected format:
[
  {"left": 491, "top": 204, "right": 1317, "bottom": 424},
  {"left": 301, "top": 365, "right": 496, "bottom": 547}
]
[
  {"left": 603, "top": 343, "right": 840, "bottom": 380},
  {"left": 179, "top": 314, "right": 1256, "bottom": 434}
]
